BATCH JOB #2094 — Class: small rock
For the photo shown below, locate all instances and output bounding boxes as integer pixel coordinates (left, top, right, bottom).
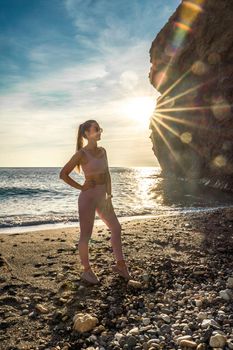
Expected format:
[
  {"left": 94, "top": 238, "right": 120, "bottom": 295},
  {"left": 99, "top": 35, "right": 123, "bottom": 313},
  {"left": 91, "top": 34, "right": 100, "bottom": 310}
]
[
  {"left": 126, "top": 335, "right": 137, "bottom": 348},
  {"left": 227, "top": 339, "right": 233, "bottom": 349},
  {"left": 201, "top": 319, "right": 220, "bottom": 329},
  {"left": 127, "top": 280, "right": 142, "bottom": 289},
  {"left": 197, "top": 312, "right": 207, "bottom": 320},
  {"left": 21, "top": 309, "right": 29, "bottom": 315},
  {"left": 114, "top": 332, "right": 124, "bottom": 341},
  {"left": 195, "top": 299, "right": 203, "bottom": 307},
  {"left": 226, "top": 276, "right": 233, "bottom": 289},
  {"left": 142, "top": 274, "right": 150, "bottom": 282},
  {"left": 180, "top": 339, "right": 198, "bottom": 348},
  {"left": 159, "top": 313, "right": 170, "bottom": 323},
  {"left": 127, "top": 327, "right": 139, "bottom": 336},
  {"left": 148, "top": 302, "right": 155, "bottom": 309},
  {"left": 219, "top": 289, "right": 233, "bottom": 301},
  {"left": 209, "top": 333, "right": 227, "bottom": 348},
  {"left": 176, "top": 335, "right": 193, "bottom": 345},
  {"left": 73, "top": 313, "right": 98, "bottom": 333},
  {"left": 196, "top": 344, "right": 206, "bottom": 350},
  {"left": 35, "top": 304, "right": 48, "bottom": 313},
  {"left": 142, "top": 317, "right": 151, "bottom": 326}
]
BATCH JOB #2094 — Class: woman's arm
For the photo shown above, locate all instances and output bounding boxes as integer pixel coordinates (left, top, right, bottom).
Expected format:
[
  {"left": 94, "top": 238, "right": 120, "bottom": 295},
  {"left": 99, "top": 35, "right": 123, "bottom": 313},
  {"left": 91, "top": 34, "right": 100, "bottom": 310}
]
[
  {"left": 59, "top": 150, "right": 83, "bottom": 190},
  {"left": 105, "top": 171, "right": 112, "bottom": 196},
  {"left": 102, "top": 148, "right": 112, "bottom": 196}
]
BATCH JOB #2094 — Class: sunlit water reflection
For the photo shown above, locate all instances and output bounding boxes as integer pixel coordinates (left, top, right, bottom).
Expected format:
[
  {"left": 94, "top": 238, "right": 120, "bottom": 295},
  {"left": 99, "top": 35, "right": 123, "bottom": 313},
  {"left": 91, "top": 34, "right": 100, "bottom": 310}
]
[{"left": 0, "top": 166, "right": 233, "bottom": 233}]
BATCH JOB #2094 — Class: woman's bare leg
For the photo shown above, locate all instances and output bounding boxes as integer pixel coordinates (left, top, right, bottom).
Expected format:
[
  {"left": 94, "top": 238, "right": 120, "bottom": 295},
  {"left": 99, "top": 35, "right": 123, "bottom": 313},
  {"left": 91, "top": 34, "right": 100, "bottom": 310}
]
[
  {"left": 78, "top": 192, "right": 96, "bottom": 271},
  {"left": 96, "top": 197, "right": 125, "bottom": 262}
]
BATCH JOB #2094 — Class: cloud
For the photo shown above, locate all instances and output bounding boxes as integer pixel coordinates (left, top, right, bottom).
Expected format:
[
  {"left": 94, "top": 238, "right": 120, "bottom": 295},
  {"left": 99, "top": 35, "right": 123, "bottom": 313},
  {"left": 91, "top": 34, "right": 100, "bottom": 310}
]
[{"left": 0, "top": 0, "right": 180, "bottom": 165}]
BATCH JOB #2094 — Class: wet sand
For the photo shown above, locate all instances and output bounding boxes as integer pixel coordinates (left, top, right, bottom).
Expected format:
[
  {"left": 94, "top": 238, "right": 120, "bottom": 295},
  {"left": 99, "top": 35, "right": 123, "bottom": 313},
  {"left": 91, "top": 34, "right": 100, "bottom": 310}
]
[{"left": 0, "top": 208, "right": 233, "bottom": 349}]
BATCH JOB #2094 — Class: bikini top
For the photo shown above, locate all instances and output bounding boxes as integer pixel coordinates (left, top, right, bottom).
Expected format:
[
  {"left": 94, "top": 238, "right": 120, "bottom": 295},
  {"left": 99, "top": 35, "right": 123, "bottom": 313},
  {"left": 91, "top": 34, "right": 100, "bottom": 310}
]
[{"left": 80, "top": 147, "right": 108, "bottom": 176}]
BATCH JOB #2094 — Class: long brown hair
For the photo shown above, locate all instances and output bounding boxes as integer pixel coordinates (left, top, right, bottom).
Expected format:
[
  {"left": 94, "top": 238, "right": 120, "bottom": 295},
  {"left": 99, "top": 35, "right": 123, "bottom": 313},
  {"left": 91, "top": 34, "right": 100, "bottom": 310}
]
[{"left": 75, "top": 119, "right": 98, "bottom": 173}]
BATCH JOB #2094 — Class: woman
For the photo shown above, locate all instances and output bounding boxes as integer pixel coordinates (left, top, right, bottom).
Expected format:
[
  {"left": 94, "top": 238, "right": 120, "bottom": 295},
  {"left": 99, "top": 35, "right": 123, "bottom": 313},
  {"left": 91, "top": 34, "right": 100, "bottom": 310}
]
[{"left": 59, "top": 119, "right": 131, "bottom": 284}]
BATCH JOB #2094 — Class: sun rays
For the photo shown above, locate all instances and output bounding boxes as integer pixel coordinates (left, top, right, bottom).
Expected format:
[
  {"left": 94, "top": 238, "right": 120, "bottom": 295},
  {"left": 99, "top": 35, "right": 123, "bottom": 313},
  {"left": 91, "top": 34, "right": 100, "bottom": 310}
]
[
  {"left": 154, "top": 0, "right": 205, "bottom": 91},
  {"left": 148, "top": 0, "right": 233, "bottom": 176}
]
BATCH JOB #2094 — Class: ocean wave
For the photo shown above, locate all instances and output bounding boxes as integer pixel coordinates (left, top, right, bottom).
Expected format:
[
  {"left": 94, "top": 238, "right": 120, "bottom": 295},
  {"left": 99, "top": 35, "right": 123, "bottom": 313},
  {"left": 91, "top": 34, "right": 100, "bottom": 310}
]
[
  {"left": 0, "top": 214, "right": 79, "bottom": 228},
  {"left": 0, "top": 187, "right": 58, "bottom": 198}
]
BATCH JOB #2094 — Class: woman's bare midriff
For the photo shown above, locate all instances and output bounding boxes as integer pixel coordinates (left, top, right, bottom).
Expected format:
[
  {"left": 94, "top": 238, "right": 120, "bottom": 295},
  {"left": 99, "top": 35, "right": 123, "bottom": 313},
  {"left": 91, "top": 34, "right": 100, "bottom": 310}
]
[{"left": 84, "top": 172, "right": 108, "bottom": 185}]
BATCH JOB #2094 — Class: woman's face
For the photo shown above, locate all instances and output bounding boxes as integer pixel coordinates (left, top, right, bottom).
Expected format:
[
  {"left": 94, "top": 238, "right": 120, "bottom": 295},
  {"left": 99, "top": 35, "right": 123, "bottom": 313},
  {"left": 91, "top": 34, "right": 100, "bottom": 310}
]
[{"left": 86, "top": 122, "right": 103, "bottom": 141}]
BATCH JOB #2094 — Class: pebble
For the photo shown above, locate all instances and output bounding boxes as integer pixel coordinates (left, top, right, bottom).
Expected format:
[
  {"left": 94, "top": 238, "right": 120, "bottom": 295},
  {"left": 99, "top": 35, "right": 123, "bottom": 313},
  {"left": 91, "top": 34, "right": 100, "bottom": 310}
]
[
  {"left": 127, "top": 327, "right": 139, "bottom": 336},
  {"left": 219, "top": 289, "right": 233, "bottom": 301},
  {"left": 227, "top": 339, "right": 233, "bottom": 349},
  {"left": 209, "top": 333, "right": 227, "bottom": 347},
  {"left": 201, "top": 319, "right": 221, "bottom": 329},
  {"left": 142, "top": 274, "right": 150, "bottom": 282},
  {"left": 126, "top": 335, "right": 137, "bottom": 348},
  {"left": 180, "top": 339, "right": 198, "bottom": 348},
  {"left": 73, "top": 313, "right": 98, "bottom": 333},
  {"left": 35, "top": 304, "right": 48, "bottom": 313},
  {"left": 1, "top": 208, "right": 233, "bottom": 350},
  {"left": 127, "top": 280, "right": 142, "bottom": 288},
  {"left": 197, "top": 312, "right": 208, "bottom": 320},
  {"left": 142, "top": 317, "right": 151, "bottom": 326},
  {"left": 196, "top": 344, "right": 206, "bottom": 350},
  {"left": 226, "top": 276, "right": 233, "bottom": 288},
  {"left": 159, "top": 313, "right": 171, "bottom": 323},
  {"left": 176, "top": 335, "right": 193, "bottom": 344},
  {"left": 195, "top": 298, "right": 203, "bottom": 307}
]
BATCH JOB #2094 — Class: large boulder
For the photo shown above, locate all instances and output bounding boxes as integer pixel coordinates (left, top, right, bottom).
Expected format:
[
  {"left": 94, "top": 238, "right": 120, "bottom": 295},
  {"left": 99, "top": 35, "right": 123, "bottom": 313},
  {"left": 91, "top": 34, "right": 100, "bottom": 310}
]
[{"left": 148, "top": 0, "right": 233, "bottom": 192}]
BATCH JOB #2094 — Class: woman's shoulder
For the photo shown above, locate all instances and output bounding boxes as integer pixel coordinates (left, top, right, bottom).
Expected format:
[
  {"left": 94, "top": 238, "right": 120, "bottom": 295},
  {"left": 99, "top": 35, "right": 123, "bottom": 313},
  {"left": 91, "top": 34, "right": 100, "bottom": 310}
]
[
  {"left": 100, "top": 146, "right": 106, "bottom": 153},
  {"left": 77, "top": 147, "right": 87, "bottom": 157}
]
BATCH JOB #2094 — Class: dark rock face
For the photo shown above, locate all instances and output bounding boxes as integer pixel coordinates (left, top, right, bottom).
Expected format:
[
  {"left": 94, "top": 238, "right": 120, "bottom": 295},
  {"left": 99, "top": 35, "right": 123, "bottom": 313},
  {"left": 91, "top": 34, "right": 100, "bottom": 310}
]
[{"left": 148, "top": 0, "right": 233, "bottom": 192}]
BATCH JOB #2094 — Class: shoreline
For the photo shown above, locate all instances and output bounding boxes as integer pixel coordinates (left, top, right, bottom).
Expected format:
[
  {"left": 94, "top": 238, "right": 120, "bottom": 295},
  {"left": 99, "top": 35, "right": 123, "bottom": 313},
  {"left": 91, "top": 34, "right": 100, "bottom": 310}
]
[
  {"left": 0, "top": 206, "right": 233, "bottom": 349},
  {"left": 1, "top": 203, "right": 233, "bottom": 235}
]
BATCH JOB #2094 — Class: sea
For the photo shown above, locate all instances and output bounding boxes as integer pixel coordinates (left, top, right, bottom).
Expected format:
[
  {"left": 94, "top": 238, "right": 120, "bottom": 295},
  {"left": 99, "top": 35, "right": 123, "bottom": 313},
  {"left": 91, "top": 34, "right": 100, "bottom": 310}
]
[{"left": 1, "top": 166, "right": 233, "bottom": 234}]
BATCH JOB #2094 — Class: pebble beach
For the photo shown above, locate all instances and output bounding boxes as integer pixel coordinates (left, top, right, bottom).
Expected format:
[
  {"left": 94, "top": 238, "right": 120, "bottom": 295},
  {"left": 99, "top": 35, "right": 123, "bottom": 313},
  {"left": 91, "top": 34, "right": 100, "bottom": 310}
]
[{"left": 0, "top": 207, "right": 233, "bottom": 350}]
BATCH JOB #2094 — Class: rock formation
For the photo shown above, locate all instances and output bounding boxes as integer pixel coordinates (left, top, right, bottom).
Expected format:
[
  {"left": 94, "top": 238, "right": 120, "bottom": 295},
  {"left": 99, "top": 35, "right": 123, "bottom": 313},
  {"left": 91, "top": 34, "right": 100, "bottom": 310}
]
[{"left": 148, "top": 0, "right": 233, "bottom": 192}]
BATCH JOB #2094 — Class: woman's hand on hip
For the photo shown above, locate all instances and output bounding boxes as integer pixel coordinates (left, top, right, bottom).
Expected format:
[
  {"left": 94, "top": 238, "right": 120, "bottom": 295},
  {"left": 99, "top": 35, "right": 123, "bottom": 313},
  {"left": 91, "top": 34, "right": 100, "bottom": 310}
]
[{"left": 81, "top": 179, "right": 96, "bottom": 191}]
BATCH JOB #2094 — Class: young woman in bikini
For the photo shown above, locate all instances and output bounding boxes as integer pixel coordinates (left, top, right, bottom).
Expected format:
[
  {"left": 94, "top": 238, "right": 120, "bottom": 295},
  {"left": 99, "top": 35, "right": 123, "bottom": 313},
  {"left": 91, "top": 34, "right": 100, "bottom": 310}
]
[{"left": 59, "top": 119, "right": 131, "bottom": 284}]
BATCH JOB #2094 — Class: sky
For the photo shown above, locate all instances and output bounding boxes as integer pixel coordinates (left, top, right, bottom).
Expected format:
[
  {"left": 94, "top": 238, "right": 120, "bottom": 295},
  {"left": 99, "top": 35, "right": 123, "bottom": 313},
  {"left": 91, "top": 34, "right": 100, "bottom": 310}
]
[{"left": 0, "top": 0, "right": 180, "bottom": 167}]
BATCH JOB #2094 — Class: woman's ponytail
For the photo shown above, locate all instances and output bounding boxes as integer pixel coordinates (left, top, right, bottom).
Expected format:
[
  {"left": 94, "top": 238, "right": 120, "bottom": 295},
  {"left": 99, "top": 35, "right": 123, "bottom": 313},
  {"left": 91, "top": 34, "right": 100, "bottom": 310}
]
[
  {"left": 74, "top": 119, "right": 98, "bottom": 173},
  {"left": 75, "top": 123, "right": 84, "bottom": 173}
]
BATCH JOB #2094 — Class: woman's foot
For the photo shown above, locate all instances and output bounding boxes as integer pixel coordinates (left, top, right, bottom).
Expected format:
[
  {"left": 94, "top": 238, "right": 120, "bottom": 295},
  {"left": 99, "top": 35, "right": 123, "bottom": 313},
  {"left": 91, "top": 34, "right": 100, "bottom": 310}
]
[
  {"left": 80, "top": 267, "right": 100, "bottom": 284},
  {"left": 112, "top": 260, "right": 131, "bottom": 280}
]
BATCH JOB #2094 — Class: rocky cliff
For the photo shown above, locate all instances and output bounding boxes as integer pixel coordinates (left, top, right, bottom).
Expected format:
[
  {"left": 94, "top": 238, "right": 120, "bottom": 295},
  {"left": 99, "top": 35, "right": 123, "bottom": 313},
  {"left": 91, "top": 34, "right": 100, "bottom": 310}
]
[{"left": 148, "top": 0, "right": 233, "bottom": 192}]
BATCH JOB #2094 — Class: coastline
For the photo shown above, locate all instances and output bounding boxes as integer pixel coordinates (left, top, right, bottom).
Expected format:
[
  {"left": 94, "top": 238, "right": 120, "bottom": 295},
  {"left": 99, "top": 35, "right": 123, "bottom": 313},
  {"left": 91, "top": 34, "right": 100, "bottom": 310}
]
[
  {"left": 1, "top": 204, "right": 233, "bottom": 235},
  {"left": 0, "top": 206, "right": 233, "bottom": 349}
]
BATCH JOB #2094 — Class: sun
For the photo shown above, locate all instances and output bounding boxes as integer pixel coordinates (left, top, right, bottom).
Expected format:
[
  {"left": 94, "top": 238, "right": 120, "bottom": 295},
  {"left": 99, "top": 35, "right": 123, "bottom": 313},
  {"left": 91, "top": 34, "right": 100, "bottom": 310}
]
[{"left": 120, "top": 96, "right": 156, "bottom": 127}]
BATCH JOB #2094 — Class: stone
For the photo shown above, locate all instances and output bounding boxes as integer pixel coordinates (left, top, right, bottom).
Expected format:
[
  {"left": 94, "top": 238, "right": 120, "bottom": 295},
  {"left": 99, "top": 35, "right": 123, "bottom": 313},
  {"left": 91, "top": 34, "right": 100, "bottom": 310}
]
[
  {"left": 176, "top": 335, "right": 193, "bottom": 345},
  {"left": 180, "top": 339, "right": 198, "bottom": 348},
  {"left": 148, "top": 302, "right": 155, "bottom": 309},
  {"left": 209, "top": 333, "right": 227, "bottom": 348},
  {"left": 226, "top": 276, "right": 233, "bottom": 289},
  {"left": 195, "top": 299, "right": 203, "bottom": 307},
  {"left": 196, "top": 344, "right": 206, "bottom": 350},
  {"left": 35, "top": 304, "right": 48, "bottom": 313},
  {"left": 126, "top": 335, "right": 137, "bottom": 348},
  {"left": 127, "top": 327, "right": 139, "bottom": 336},
  {"left": 142, "top": 318, "right": 151, "bottom": 326},
  {"left": 73, "top": 313, "right": 98, "bottom": 333},
  {"left": 142, "top": 274, "right": 150, "bottom": 282},
  {"left": 201, "top": 319, "right": 220, "bottom": 329},
  {"left": 197, "top": 312, "right": 207, "bottom": 320},
  {"left": 159, "top": 313, "right": 170, "bottom": 323},
  {"left": 114, "top": 332, "right": 124, "bottom": 341},
  {"left": 127, "top": 280, "right": 142, "bottom": 289},
  {"left": 219, "top": 289, "right": 233, "bottom": 301},
  {"left": 227, "top": 339, "right": 233, "bottom": 349}
]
